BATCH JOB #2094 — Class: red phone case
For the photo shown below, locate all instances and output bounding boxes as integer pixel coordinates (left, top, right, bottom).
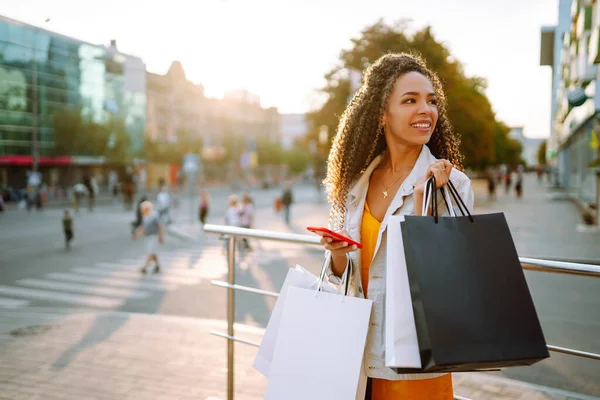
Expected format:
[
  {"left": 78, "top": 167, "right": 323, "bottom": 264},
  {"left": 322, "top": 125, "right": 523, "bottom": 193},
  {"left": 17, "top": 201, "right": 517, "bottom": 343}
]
[{"left": 306, "top": 226, "right": 363, "bottom": 249}]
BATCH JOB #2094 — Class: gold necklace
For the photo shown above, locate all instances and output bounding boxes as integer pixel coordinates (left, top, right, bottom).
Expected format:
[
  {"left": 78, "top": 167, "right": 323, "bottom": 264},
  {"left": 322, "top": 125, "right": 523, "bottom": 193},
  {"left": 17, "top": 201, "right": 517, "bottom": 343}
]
[{"left": 381, "top": 169, "right": 410, "bottom": 198}]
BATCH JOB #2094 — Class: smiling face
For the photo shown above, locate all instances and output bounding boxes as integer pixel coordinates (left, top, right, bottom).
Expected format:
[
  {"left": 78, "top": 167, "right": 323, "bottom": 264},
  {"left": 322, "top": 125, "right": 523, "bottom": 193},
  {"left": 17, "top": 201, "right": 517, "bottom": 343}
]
[{"left": 382, "top": 71, "right": 438, "bottom": 147}]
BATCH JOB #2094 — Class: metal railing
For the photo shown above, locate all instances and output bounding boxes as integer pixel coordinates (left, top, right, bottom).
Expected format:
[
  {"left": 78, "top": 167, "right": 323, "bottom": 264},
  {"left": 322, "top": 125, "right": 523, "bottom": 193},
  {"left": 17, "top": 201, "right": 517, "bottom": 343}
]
[{"left": 203, "top": 224, "right": 600, "bottom": 400}]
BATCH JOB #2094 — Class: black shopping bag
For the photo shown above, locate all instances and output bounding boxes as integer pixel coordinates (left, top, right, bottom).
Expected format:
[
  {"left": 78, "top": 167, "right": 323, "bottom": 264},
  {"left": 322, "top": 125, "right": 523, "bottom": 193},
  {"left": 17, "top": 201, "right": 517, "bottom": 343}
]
[{"left": 393, "top": 178, "right": 549, "bottom": 373}]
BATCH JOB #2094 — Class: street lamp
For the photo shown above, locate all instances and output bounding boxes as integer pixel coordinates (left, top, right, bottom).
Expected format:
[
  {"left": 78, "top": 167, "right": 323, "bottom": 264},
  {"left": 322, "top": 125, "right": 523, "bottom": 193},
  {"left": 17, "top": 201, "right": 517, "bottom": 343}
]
[{"left": 30, "top": 18, "right": 51, "bottom": 173}]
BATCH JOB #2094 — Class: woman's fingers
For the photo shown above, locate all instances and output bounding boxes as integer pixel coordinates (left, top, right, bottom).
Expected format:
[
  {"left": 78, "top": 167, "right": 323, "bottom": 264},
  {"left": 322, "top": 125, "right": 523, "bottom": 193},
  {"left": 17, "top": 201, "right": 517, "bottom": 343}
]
[
  {"left": 320, "top": 230, "right": 357, "bottom": 254},
  {"left": 426, "top": 160, "right": 453, "bottom": 188}
]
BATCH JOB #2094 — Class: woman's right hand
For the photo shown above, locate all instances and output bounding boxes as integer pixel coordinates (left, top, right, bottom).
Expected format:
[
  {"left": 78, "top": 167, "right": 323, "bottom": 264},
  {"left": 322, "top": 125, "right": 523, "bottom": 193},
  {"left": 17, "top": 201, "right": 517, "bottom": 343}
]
[{"left": 320, "top": 230, "right": 357, "bottom": 277}]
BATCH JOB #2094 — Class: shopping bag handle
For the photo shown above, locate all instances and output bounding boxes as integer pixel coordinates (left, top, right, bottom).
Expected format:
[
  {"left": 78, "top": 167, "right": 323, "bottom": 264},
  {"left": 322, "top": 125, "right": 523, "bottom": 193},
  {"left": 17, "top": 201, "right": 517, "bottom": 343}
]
[
  {"left": 424, "top": 177, "right": 474, "bottom": 223},
  {"left": 423, "top": 176, "right": 439, "bottom": 223},
  {"left": 316, "top": 253, "right": 352, "bottom": 297},
  {"left": 442, "top": 180, "right": 474, "bottom": 222}
]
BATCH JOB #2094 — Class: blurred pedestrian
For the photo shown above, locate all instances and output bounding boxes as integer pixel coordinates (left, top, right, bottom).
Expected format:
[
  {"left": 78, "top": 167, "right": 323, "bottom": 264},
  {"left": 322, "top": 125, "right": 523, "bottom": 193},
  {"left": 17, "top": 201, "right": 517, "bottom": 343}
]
[
  {"left": 25, "top": 187, "right": 33, "bottom": 212},
  {"left": 535, "top": 166, "right": 543, "bottom": 186},
  {"left": 73, "top": 183, "right": 87, "bottom": 213},
  {"left": 223, "top": 194, "right": 240, "bottom": 254},
  {"left": 62, "top": 209, "right": 74, "bottom": 250},
  {"left": 34, "top": 188, "right": 43, "bottom": 210},
  {"left": 281, "top": 181, "right": 294, "bottom": 225},
  {"left": 83, "top": 175, "right": 96, "bottom": 211},
  {"left": 504, "top": 171, "right": 512, "bottom": 194},
  {"left": 198, "top": 190, "right": 210, "bottom": 225},
  {"left": 515, "top": 165, "right": 524, "bottom": 198},
  {"left": 132, "top": 195, "right": 148, "bottom": 235},
  {"left": 157, "top": 186, "right": 172, "bottom": 224},
  {"left": 133, "top": 201, "right": 163, "bottom": 274},
  {"left": 225, "top": 194, "right": 240, "bottom": 227},
  {"left": 239, "top": 193, "right": 255, "bottom": 250},
  {"left": 486, "top": 167, "right": 496, "bottom": 201},
  {"left": 274, "top": 196, "right": 282, "bottom": 213}
]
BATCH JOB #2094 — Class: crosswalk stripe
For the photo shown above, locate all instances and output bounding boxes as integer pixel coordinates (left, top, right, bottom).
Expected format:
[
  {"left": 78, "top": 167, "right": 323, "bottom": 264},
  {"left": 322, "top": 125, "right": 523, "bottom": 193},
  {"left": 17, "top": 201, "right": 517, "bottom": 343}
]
[
  {"left": 45, "top": 273, "right": 177, "bottom": 291},
  {"left": 73, "top": 268, "right": 201, "bottom": 285},
  {"left": 112, "top": 260, "right": 226, "bottom": 275},
  {"left": 16, "top": 279, "right": 151, "bottom": 300},
  {"left": 0, "top": 297, "right": 29, "bottom": 308},
  {"left": 0, "top": 285, "right": 122, "bottom": 308}
]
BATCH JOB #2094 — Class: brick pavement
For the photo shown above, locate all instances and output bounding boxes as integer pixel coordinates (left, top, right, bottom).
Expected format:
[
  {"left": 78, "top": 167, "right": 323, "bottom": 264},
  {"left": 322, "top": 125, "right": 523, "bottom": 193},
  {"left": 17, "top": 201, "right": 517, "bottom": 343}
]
[
  {"left": 2, "top": 308, "right": 591, "bottom": 400},
  {"left": 3, "top": 175, "right": 598, "bottom": 400}
]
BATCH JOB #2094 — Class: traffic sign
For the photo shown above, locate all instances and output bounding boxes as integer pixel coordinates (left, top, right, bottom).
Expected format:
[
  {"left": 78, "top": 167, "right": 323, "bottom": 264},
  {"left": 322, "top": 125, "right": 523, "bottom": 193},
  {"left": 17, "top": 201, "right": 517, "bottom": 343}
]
[
  {"left": 27, "top": 172, "right": 41, "bottom": 187},
  {"left": 183, "top": 153, "right": 199, "bottom": 175}
]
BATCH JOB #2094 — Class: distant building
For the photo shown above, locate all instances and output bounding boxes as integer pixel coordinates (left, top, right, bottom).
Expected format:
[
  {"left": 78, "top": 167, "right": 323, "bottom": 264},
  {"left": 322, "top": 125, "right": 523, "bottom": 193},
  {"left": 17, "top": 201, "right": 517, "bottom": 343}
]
[
  {"left": 0, "top": 15, "right": 146, "bottom": 188},
  {"left": 508, "top": 127, "right": 545, "bottom": 167},
  {"left": 280, "top": 113, "right": 308, "bottom": 150},
  {"left": 146, "top": 61, "right": 206, "bottom": 145},
  {"left": 540, "top": 0, "right": 600, "bottom": 205}
]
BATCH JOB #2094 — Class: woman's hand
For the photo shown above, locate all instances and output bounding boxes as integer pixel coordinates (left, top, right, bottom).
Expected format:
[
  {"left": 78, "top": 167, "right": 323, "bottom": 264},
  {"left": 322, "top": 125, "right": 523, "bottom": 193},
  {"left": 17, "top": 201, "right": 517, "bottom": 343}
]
[
  {"left": 320, "top": 230, "right": 357, "bottom": 277},
  {"left": 413, "top": 160, "right": 453, "bottom": 216},
  {"left": 414, "top": 159, "right": 453, "bottom": 194}
]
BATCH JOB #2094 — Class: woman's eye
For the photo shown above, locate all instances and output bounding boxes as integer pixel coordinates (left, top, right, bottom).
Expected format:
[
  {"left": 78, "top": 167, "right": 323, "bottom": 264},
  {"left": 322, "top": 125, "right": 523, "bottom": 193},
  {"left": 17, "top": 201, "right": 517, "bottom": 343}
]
[
  {"left": 403, "top": 98, "right": 415, "bottom": 104},
  {"left": 429, "top": 99, "right": 438, "bottom": 105}
]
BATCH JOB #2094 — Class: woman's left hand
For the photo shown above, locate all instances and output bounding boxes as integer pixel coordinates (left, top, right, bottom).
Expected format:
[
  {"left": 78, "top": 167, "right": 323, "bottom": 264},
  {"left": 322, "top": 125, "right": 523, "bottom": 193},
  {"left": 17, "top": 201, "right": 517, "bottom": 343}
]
[{"left": 414, "top": 159, "right": 454, "bottom": 194}]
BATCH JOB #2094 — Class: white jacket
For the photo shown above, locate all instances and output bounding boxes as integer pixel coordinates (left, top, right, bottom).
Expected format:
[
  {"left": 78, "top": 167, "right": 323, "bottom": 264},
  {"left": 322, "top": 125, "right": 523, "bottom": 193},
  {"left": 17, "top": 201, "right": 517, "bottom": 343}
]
[{"left": 325, "top": 145, "right": 474, "bottom": 381}]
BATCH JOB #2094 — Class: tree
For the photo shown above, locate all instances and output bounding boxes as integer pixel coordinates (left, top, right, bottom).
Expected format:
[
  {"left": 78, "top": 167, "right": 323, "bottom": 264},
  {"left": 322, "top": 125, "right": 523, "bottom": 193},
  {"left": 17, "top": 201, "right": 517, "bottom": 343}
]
[
  {"left": 104, "top": 116, "right": 131, "bottom": 164},
  {"left": 281, "top": 148, "right": 311, "bottom": 174},
  {"left": 52, "top": 107, "right": 87, "bottom": 157},
  {"left": 537, "top": 141, "right": 547, "bottom": 166},
  {"left": 493, "top": 122, "right": 523, "bottom": 169},
  {"left": 307, "top": 20, "right": 502, "bottom": 168},
  {"left": 256, "top": 136, "right": 283, "bottom": 165},
  {"left": 52, "top": 107, "right": 132, "bottom": 161}
]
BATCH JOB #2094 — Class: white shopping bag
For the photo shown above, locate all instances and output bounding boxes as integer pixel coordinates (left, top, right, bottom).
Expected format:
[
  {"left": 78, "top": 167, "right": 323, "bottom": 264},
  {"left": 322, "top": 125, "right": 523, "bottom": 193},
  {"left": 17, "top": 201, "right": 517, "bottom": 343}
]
[
  {"left": 265, "top": 274, "right": 372, "bottom": 400},
  {"left": 253, "top": 264, "right": 337, "bottom": 376},
  {"left": 385, "top": 215, "right": 422, "bottom": 368}
]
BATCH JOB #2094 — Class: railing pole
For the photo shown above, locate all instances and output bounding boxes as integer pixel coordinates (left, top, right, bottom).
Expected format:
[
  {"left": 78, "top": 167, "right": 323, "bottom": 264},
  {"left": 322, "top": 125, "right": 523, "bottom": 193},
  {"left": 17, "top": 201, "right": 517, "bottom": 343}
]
[{"left": 227, "top": 235, "right": 236, "bottom": 400}]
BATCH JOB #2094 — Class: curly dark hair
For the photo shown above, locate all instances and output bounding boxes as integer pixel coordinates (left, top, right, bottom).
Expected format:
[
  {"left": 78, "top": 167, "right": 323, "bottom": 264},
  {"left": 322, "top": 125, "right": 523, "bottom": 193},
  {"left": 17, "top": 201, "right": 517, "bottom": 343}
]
[{"left": 323, "top": 53, "right": 463, "bottom": 229}]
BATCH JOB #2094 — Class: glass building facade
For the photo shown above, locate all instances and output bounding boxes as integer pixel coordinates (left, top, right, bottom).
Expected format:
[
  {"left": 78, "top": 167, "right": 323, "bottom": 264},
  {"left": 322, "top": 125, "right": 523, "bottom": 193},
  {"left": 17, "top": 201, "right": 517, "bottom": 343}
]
[{"left": 0, "top": 15, "right": 146, "bottom": 165}]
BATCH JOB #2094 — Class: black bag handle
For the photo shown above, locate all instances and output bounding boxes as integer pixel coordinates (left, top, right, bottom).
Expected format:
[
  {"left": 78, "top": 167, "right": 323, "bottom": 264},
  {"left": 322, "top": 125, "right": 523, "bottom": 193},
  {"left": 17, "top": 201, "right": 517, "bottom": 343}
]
[
  {"left": 446, "top": 180, "right": 474, "bottom": 222},
  {"left": 425, "top": 176, "right": 474, "bottom": 223},
  {"left": 424, "top": 176, "right": 439, "bottom": 223}
]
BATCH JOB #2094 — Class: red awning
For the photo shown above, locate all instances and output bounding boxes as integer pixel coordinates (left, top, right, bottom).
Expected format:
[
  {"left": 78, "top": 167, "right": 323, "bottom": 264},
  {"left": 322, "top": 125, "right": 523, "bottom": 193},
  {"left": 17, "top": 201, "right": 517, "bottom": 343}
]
[{"left": 0, "top": 155, "right": 72, "bottom": 166}]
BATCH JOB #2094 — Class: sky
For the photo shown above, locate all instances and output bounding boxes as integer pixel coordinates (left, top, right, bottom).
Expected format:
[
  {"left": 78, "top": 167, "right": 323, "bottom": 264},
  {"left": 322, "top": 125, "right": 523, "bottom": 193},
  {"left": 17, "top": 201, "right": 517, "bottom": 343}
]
[{"left": 1, "top": 0, "right": 559, "bottom": 138}]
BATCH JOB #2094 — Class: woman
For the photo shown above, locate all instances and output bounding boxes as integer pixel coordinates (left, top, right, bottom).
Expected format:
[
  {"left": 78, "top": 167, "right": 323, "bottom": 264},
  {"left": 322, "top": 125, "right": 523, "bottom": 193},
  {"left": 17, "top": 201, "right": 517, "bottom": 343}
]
[
  {"left": 198, "top": 190, "right": 211, "bottom": 225},
  {"left": 321, "top": 53, "right": 474, "bottom": 399},
  {"left": 239, "top": 193, "right": 255, "bottom": 250},
  {"left": 223, "top": 194, "right": 240, "bottom": 254}
]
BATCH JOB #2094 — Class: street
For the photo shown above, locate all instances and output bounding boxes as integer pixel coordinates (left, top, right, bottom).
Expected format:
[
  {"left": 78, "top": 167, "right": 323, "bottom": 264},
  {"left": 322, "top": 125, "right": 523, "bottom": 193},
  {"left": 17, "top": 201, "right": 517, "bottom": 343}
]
[{"left": 0, "top": 176, "right": 599, "bottom": 399}]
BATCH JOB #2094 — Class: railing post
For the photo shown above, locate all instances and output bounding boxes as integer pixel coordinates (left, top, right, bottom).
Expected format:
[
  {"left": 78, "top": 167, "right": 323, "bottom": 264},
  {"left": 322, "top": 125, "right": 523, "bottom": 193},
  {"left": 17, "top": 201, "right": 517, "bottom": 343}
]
[{"left": 227, "top": 235, "right": 236, "bottom": 400}]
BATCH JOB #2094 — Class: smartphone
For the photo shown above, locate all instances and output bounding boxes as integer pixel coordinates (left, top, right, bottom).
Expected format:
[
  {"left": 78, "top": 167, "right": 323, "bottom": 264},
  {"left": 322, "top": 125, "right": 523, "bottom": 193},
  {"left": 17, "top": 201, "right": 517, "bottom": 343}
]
[{"left": 306, "top": 226, "right": 363, "bottom": 249}]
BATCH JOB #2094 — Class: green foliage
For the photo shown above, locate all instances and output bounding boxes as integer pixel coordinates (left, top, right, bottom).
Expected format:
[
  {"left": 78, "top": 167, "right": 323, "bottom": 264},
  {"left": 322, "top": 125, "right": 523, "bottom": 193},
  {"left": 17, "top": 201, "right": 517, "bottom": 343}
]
[
  {"left": 52, "top": 107, "right": 132, "bottom": 162},
  {"left": 256, "top": 136, "right": 283, "bottom": 165},
  {"left": 537, "top": 140, "right": 547, "bottom": 166},
  {"left": 492, "top": 122, "right": 523, "bottom": 168},
  {"left": 281, "top": 148, "right": 311, "bottom": 174},
  {"left": 307, "top": 20, "right": 507, "bottom": 168},
  {"left": 144, "top": 129, "right": 203, "bottom": 164}
]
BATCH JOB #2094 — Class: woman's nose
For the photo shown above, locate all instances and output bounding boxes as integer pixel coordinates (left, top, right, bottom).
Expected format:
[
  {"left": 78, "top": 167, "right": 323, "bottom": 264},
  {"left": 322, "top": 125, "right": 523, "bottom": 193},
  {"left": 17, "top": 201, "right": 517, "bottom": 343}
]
[{"left": 417, "top": 100, "right": 433, "bottom": 115}]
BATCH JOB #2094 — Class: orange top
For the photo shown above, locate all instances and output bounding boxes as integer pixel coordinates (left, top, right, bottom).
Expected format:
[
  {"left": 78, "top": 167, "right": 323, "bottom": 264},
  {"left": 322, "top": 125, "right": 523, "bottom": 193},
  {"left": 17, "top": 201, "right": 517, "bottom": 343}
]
[{"left": 361, "top": 202, "right": 453, "bottom": 400}]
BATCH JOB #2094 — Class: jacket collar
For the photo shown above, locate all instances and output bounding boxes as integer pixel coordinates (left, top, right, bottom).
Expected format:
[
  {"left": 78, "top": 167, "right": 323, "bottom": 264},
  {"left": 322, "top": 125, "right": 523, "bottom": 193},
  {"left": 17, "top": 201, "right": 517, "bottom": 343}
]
[{"left": 348, "top": 145, "right": 436, "bottom": 206}]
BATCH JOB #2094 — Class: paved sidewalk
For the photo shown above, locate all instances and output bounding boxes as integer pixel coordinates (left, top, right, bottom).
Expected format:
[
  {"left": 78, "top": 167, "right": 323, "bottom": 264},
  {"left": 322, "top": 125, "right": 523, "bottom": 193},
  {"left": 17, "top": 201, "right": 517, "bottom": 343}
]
[
  {"left": 1, "top": 308, "right": 592, "bottom": 400},
  {"left": 3, "top": 175, "right": 598, "bottom": 400}
]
